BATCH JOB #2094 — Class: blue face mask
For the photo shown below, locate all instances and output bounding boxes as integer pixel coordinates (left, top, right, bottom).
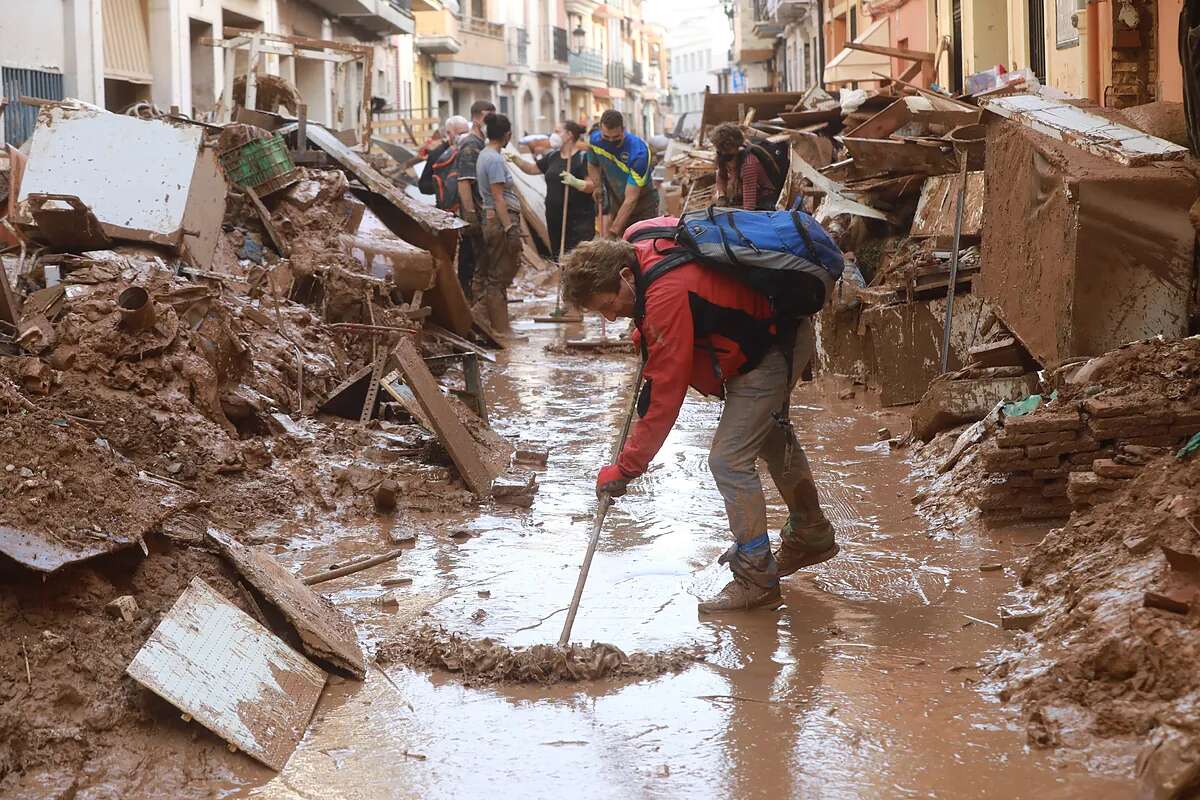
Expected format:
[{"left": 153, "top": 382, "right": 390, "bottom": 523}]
[{"left": 549, "top": 133, "right": 563, "bottom": 149}]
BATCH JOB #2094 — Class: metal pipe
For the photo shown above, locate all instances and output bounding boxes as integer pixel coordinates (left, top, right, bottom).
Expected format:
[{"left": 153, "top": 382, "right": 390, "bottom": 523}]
[
  {"left": 117, "top": 287, "right": 156, "bottom": 332},
  {"left": 939, "top": 157, "right": 970, "bottom": 374}
]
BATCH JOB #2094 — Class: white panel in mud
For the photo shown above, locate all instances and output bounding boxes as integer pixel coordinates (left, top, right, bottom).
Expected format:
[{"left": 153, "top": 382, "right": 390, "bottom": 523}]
[
  {"left": 16, "top": 104, "right": 202, "bottom": 246},
  {"left": 126, "top": 577, "right": 327, "bottom": 770}
]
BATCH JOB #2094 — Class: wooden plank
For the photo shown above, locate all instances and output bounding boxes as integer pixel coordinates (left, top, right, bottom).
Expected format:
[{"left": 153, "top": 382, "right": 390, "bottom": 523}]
[
  {"left": 392, "top": 336, "right": 494, "bottom": 496},
  {"left": 911, "top": 171, "right": 985, "bottom": 238},
  {"left": 125, "top": 577, "right": 326, "bottom": 771},
  {"left": 206, "top": 528, "right": 366, "bottom": 679},
  {"left": 0, "top": 259, "right": 22, "bottom": 327},
  {"left": 846, "top": 42, "right": 935, "bottom": 62},
  {"left": 840, "top": 137, "right": 958, "bottom": 176}
]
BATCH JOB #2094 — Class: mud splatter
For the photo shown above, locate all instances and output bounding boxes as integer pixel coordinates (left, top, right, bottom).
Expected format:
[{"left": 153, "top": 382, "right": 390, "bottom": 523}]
[{"left": 377, "top": 624, "right": 704, "bottom": 686}]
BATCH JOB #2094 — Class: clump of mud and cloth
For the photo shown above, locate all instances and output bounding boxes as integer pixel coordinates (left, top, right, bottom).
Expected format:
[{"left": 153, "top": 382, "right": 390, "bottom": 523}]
[
  {"left": 378, "top": 625, "right": 704, "bottom": 686},
  {"left": 904, "top": 336, "right": 1200, "bottom": 797},
  {"left": 0, "top": 143, "right": 517, "bottom": 795}
]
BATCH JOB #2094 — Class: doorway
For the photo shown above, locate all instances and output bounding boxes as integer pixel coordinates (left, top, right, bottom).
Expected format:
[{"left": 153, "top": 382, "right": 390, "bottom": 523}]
[{"left": 1028, "top": 0, "right": 1047, "bottom": 83}]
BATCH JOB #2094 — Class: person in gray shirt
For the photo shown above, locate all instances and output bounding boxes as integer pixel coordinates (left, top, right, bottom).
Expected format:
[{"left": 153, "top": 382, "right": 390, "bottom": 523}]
[{"left": 472, "top": 112, "right": 523, "bottom": 333}]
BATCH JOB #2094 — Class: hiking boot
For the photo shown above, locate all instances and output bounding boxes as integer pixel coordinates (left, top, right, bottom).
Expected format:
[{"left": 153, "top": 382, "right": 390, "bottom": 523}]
[
  {"left": 698, "top": 576, "right": 782, "bottom": 614},
  {"left": 776, "top": 516, "right": 838, "bottom": 577},
  {"left": 776, "top": 541, "right": 840, "bottom": 576}
]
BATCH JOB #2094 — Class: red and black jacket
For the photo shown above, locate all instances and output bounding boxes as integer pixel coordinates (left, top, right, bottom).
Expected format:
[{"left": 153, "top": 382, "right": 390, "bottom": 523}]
[{"left": 615, "top": 216, "right": 780, "bottom": 479}]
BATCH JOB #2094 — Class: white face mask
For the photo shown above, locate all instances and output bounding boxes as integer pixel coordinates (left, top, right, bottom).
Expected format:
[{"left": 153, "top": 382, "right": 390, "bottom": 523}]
[{"left": 549, "top": 133, "right": 563, "bottom": 149}]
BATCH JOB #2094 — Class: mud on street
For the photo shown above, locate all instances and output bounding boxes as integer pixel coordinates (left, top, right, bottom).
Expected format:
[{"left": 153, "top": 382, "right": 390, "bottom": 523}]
[
  {"left": 3, "top": 34, "right": 1200, "bottom": 800},
  {"left": 226, "top": 312, "right": 1138, "bottom": 800}
]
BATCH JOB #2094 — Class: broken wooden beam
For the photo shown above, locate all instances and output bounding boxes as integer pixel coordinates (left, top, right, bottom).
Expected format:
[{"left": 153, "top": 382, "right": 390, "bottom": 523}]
[{"left": 301, "top": 548, "right": 407, "bottom": 586}]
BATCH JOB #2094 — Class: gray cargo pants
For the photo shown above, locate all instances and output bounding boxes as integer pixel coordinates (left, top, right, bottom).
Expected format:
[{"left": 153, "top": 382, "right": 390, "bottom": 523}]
[{"left": 708, "top": 318, "right": 826, "bottom": 585}]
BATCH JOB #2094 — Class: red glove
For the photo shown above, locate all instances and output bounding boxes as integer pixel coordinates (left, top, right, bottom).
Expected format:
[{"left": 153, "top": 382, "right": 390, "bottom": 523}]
[{"left": 596, "top": 464, "right": 631, "bottom": 498}]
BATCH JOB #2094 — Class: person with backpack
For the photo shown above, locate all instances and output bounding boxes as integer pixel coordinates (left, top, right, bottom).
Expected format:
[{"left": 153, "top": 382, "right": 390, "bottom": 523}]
[
  {"left": 455, "top": 101, "right": 497, "bottom": 299},
  {"left": 710, "top": 122, "right": 788, "bottom": 211},
  {"left": 418, "top": 116, "right": 469, "bottom": 212},
  {"left": 559, "top": 211, "right": 843, "bottom": 613}
]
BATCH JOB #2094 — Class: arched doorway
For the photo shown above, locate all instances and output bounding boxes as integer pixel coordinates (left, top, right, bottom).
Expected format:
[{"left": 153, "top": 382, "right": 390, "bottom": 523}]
[
  {"left": 539, "top": 89, "right": 556, "bottom": 130},
  {"left": 521, "top": 89, "right": 535, "bottom": 137}
]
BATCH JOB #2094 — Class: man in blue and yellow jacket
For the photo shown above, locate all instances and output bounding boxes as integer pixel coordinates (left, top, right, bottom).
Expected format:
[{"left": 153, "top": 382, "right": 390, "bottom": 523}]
[{"left": 561, "top": 110, "right": 660, "bottom": 238}]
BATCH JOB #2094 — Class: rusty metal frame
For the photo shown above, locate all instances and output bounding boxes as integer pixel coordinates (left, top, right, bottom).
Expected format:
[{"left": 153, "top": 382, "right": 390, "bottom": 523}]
[{"left": 204, "top": 28, "right": 374, "bottom": 147}]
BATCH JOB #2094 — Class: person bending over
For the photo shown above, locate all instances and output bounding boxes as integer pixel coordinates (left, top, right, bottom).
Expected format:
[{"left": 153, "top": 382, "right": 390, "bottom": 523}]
[{"left": 560, "top": 220, "right": 838, "bottom": 613}]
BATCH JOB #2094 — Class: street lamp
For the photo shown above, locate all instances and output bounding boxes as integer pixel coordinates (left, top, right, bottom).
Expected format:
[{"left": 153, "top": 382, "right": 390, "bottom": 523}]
[{"left": 571, "top": 24, "right": 586, "bottom": 54}]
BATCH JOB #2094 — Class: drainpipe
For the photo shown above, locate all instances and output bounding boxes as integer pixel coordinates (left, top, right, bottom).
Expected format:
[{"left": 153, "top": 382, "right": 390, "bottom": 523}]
[
  {"left": 816, "top": 0, "right": 826, "bottom": 87},
  {"left": 1086, "top": 0, "right": 1101, "bottom": 103}
]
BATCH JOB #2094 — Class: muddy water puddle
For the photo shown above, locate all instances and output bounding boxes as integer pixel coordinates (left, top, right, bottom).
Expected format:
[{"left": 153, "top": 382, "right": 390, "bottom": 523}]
[{"left": 230, "top": 304, "right": 1133, "bottom": 799}]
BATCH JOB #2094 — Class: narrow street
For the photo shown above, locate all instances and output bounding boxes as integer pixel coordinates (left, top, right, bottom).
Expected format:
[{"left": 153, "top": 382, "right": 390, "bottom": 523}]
[{"left": 230, "top": 305, "right": 1134, "bottom": 800}]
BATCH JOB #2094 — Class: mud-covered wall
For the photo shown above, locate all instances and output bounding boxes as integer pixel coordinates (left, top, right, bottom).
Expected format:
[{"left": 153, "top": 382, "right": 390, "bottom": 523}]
[
  {"left": 979, "top": 119, "right": 1197, "bottom": 365},
  {"left": 979, "top": 120, "right": 1078, "bottom": 364}
]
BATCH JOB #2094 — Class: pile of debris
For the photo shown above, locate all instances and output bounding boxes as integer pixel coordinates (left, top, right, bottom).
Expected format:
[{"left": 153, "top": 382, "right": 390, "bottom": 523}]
[
  {"left": 0, "top": 98, "right": 544, "bottom": 795},
  {"left": 982, "top": 441, "right": 1200, "bottom": 799}
]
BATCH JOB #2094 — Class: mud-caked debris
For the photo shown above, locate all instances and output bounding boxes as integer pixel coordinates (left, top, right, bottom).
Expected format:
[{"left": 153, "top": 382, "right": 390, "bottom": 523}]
[
  {"left": 378, "top": 624, "right": 704, "bottom": 686},
  {"left": 105, "top": 595, "right": 139, "bottom": 623}
]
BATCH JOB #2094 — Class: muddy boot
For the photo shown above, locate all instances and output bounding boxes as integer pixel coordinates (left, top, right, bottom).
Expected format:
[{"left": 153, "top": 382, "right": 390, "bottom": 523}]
[
  {"left": 699, "top": 534, "right": 782, "bottom": 614},
  {"left": 775, "top": 514, "right": 838, "bottom": 577},
  {"left": 485, "top": 289, "right": 512, "bottom": 334}
]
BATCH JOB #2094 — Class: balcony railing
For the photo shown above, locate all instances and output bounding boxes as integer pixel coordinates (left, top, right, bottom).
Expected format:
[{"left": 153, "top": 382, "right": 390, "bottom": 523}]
[
  {"left": 539, "top": 25, "right": 568, "bottom": 63},
  {"left": 568, "top": 48, "right": 604, "bottom": 79},
  {"left": 607, "top": 60, "right": 625, "bottom": 89},
  {"left": 507, "top": 28, "right": 529, "bottom": 65},
  {"left": 461, "top": 16, "right": 504, "bottom": 39}
]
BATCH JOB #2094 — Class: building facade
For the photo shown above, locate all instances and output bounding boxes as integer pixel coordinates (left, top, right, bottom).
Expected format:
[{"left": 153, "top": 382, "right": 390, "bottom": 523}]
[
  {"left": 1, "top": 0, "right": 413, "bottom": 145},
  {"left": 722, "top": 0, "right": 1183, "bottom": 114},
  {"left": 408, "top": 0, "right": 667, "bottom": 139},
  {"left": 667, "top": 1, "right": 732, "bottom": 118}
]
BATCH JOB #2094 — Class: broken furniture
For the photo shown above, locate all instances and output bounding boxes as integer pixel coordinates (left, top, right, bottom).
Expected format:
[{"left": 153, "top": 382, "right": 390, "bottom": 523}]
[
  {"left": 977, "top": 118, "right": 1197, "bottom": 366},
  {"left": 15, "top": 105, "right": 205, "bottom": 249},
  {"left": 303, "top": 125, "right": 472, "bottom": 337},
  {"left": 24, "top": 194, "right": 113, "bottom": 251},
  {"left": 126, "top": 577, "right": 327, "bottom": 770},
  {"left": 317, "top": 336, "right": 496, "bottom": 496}
]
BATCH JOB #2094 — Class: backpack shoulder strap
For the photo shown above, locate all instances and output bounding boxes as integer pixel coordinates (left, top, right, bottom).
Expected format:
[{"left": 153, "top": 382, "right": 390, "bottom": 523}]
[
  {"left": 746, "top": 143, "right": 784, "bottom": 187},
  {"left": 627, "top": 225, "right": 677, "bottom": 243},
  {"left": 631, "top": 252, "right": 690, "bottom": 320}
]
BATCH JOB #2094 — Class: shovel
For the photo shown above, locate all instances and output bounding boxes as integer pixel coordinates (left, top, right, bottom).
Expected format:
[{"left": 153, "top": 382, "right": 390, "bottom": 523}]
[{"left": 558, "top": 360, "right": 645, "bottom": 646}]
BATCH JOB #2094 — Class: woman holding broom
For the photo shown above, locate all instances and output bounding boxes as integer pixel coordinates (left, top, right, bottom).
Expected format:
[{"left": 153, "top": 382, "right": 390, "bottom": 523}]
[{"left": 508, "top": 121, "right": 596, "bottom": 257}]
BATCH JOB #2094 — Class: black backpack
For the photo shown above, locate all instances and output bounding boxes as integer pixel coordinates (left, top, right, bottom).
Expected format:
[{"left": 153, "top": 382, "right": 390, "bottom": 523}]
[
  {"left": 742, "top": 141, "right": 789, "bottom": 208},
  {"left": 418, "top": 142, "right": 447, "bottom": 196}
]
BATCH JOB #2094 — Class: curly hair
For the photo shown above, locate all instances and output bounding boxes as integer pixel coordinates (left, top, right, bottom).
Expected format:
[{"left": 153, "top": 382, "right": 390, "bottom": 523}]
[
  {"left": 560, "top": 239, "right": 636, "bottom": 308},
  {"left": 709, "top": 122, "right": 745, "bottom": 152}
]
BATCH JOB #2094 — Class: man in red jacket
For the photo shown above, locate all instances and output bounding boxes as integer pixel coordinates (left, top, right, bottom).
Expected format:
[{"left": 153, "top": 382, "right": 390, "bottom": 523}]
[{"left": 560, "top": 217, "right": 838, "bottom": 613}]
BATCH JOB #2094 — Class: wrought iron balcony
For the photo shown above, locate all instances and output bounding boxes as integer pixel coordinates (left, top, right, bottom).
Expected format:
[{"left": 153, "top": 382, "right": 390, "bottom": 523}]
[
  {"left": 607, "top": 60, "right": 626, "bottom": 89},
  {"left": 568, "top": 48, "right": 605, "bottom": 81}
]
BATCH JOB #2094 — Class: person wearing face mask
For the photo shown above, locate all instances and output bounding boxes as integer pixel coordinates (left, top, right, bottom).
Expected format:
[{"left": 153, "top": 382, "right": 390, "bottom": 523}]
[
  {"left": 561, "top": 110, "right": 659, "bottom": 239},
  {"left": 711, "top": 122, "right": 785, "bottom": 211},
  {"left": 473, "top": 112, "right": 523, "bottom": 333},
  {"left": 508, "top": 121, "right": 596, "bottom": 257},
  {"left": 557, "top": 219, "right": 838, "bottom": 614}
]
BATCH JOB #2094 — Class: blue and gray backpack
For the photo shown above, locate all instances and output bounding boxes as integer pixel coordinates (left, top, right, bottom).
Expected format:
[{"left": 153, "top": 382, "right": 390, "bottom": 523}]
[{"left": 628, "top": 205, "right": 845, "bottom": 320}]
